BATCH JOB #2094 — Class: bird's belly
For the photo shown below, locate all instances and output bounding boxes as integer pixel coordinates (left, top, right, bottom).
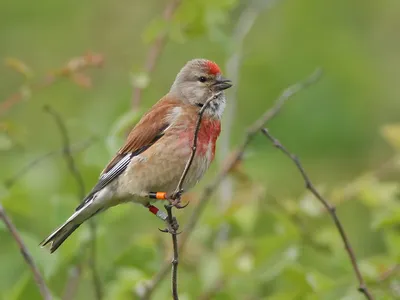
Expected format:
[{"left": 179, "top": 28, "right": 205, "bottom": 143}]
[{"left": 115, "top": 136, "right": 214, "bottom": 203}]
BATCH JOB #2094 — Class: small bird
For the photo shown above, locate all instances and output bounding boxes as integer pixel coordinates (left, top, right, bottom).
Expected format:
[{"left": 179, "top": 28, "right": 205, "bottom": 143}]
[{"left": 40, "top": 58, "right": 232, "bottom": 252}]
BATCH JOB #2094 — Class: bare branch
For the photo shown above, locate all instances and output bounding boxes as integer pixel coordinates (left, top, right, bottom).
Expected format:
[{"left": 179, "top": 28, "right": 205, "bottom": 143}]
[
  {"left": 140, "top": 69, "right": 322, "bottom": 297},
  {"left": 174, "top": 93, "right": 221, "bottom": 196},
  {"left": 0, "top": 203, "right": 52, "bottom": 300},
  {"left": 131, "top": 0, "right": 181, "bottom": 110},
  {"left": 44, "top": 105, "right": 102, "bottom": 300},
  {"left": 261, "top": 128, "right": 374, "bottom": 300},
  {"left": 163, "top": 205, "right": 180, "bottom": 300},
  {"left": 158, "top": 93, "right": 222, "bottom": 300},
  {"left": 4, "top": 139, "right": 95, "bottom": 189}
]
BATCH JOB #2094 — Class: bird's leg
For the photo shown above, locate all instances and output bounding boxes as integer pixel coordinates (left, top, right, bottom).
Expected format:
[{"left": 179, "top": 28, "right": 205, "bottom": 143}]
[
  {"left": 145, "top": 204, "right": 180, "bottom": 233},
  {"left": 146, "top": 191, "right": 188, "bottom": 209},
  {"left": 146, "top": 204, "right": 168, "bottom": 221}
]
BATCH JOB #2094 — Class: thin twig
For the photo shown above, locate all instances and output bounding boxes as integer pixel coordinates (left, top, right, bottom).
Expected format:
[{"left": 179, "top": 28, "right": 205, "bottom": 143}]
[
  {"left": 131, "top": 0, "right": 181, "bottom": 110},
  {"left": 44, "top": 105, "right": 102, "bottom": 300},
  {"left": 161, "top": 93, "right": 221, "bottom": 300},
  {"left": 261, "top": 128, "right": 374, "bottom": 300},
  {"left": 43, "top": 106, "right": 85, "bottom": 197},
  {"left": 4, "top": 139, "right": 95, "bottom": 189},
  {"left": 0, "top": 203, "right": 52, "bottom": 300},
  {"left": 163, "top": 205, "right": 179, "bottom": 300},
  {"left": 173, "top": 93, "right": 221, "bottom": 196},
  {"left": 139, "top": 69, "right": 322, "bottom": 298}
]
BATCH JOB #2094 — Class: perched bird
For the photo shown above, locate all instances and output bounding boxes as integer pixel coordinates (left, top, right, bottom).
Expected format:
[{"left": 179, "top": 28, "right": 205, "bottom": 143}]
[{"left": 40, "top": 58, "right": 232, "bottom": 252}]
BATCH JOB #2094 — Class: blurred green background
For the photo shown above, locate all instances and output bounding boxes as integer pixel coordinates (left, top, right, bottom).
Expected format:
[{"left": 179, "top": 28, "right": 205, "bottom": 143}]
[{"left": 0, "top": 0, "right": 399, "bottom": 299}]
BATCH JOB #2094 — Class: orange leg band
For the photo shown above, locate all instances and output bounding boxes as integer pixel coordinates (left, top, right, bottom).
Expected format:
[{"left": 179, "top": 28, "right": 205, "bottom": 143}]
[{"left": 148, "top": 192, "right": 167, "bottom": 200}]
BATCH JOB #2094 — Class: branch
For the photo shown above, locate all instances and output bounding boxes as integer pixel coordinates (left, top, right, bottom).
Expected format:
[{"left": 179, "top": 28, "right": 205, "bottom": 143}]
[
  {"left": 44, "top": 106, "right": 102, "bottom": 300},
  {"left": 163, "top": 205, "right": 179, "bottom": 300},
  {"left": 177, "top": 65, "right": 320, "bottom": 242},
  {"left": 261, "top": 128, "right": 374, "bottom": 300},
  {"left": 1, "top": 52, "right": 103, "bottom": 117},
  {"left": 139, "top": 69, "right": 322, "bottom": 298},
  {"left": 161, "top": 93, "right": 222, "bottom": 300},
  {"left": 174, "top": 93, "right": 221, "bottom": 196},
  {"left": 131, "top": 0, "right": 181, "bottom": 110},
  {"left": 0, "top": 203, "right": 52, "bottom": 300},
  {"left": 4, "top": 139, "right": 95, "bottom": 189}
]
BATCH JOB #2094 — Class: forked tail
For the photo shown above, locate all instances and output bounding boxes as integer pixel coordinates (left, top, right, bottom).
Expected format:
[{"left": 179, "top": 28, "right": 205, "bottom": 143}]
[
  {"left": 40, "top": 221, "right": 81, "bottom": 253},
  {"left": 40, "top": 195, "right": 96, "bottom": 253}
]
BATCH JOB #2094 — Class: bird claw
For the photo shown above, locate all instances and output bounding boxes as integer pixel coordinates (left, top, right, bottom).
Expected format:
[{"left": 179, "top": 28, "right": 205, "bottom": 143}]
[
  {"left": 168, "top": 199, "right": 189, "bottom": 209},
  {"left": 166, "top": 189, "right": 189, "bottom": 209},
  {"left": 159, "top": 216, "right": 180, "bottom": 234}
]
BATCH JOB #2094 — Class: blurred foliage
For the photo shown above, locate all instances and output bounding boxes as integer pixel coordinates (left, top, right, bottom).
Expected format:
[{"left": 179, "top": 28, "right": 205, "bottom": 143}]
[{"left": 0, "top": 0, "right": 400, "bottom": 299}]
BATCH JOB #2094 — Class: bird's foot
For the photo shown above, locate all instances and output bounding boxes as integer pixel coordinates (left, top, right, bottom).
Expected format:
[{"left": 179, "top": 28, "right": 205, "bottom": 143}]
[
  {"left": 159, "top": 216, "right": 180, "bottom": 234},
  {"left": 147, "top": 190, "right": 189, "bottom": 209},
  {"left": 167, "top": 190, "right": 189, "bottom": 209}
]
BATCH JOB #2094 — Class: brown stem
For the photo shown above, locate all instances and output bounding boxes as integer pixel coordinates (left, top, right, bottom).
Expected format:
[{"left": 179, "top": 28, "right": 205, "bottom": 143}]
[
  {"left": 0, "top": 204, "right": 52, "bottom": 300},
  {"left": 261, "top": 128, "right": 374, "bottom": 300},
  {"left": 164, "top": 205, "right": 179, "bottom": 300},
  {"left": 4, "top": 138, "right": 95, "bottom": 189},
  {"left": 44, "top": 105, "right": 102, "bottom": 300},
  {"left": 174, "top": 93, "right": 221, "bottom": 196}
]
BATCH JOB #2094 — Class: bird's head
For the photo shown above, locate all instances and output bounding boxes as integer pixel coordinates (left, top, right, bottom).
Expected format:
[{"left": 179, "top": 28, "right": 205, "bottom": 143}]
[{"left": 170, "top": 59, "right": 232, "bottom": 118}]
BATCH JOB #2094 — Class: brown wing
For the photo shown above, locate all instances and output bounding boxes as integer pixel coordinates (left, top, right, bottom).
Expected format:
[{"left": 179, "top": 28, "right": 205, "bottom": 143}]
[
  {"left": 75, "top": 97, "right": 180, "bottom": 211},
  {"left": 101, "top": 97, "right": 180, "bottom": 175}
]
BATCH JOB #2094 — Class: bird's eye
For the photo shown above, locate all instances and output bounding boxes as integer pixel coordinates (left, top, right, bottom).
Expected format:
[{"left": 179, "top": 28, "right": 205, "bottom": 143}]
[{"left": 198, "top": 76, "right": 207, "bottom": 83}]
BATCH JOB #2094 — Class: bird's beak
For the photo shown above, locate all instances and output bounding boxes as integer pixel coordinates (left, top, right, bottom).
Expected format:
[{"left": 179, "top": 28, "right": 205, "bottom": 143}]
[{"left": 213, "top": 77, "right": 232, "bottom": 91}]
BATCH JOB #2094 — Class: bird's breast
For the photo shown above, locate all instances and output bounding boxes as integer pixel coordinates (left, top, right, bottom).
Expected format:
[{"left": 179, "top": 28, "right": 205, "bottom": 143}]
[{"left": 183, "top": 118, "right": 221, "bottom": 161}]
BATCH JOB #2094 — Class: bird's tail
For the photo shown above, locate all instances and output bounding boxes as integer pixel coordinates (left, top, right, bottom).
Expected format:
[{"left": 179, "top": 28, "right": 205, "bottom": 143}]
[
  {"left": 40, "top": 221, "right": 81, "bottom": 253},
  {"left": 40, "top": 196, "right": 97, "bottom": 253}
]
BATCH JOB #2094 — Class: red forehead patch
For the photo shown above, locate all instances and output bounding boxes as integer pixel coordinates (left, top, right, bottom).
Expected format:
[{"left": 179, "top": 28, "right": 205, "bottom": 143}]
[{"left": 206, "top": 60, "right": 221, "bottom": 75}]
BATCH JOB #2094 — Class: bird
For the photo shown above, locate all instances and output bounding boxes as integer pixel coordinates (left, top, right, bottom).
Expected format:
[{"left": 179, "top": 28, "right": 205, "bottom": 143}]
[{"left": 40, "top": 58, "right": 232, "bottom": 253}]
